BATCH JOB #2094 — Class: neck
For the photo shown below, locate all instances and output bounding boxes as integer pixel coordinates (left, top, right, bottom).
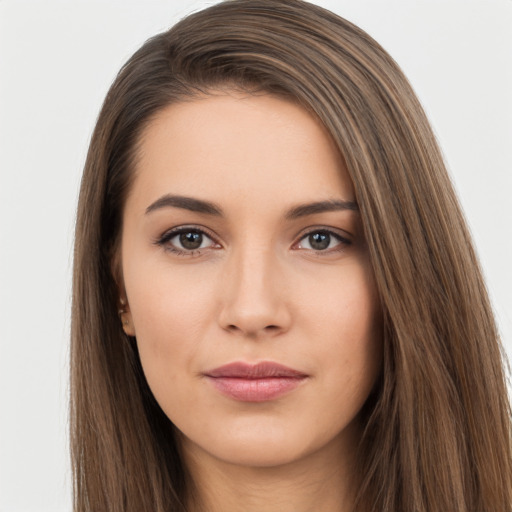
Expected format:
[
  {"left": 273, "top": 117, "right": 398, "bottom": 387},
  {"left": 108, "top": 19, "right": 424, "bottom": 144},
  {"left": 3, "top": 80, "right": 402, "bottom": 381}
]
[{"left": 181, "top": 428, "right": 359, "bottom": 512}]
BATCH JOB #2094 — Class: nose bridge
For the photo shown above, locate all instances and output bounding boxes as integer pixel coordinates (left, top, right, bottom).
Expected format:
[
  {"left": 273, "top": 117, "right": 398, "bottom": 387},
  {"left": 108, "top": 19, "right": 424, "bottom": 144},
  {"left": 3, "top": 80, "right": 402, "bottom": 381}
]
[{"left": 219, "top": 236, "right": 289, "bottom": 336}]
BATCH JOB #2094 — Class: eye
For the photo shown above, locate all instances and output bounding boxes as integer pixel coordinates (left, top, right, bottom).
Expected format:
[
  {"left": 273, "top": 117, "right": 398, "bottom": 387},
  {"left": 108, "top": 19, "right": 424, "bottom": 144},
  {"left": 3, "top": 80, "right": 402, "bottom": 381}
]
[
  {"left": 295, "top": 229, "right": 351, "bottom": 252},
  {"left": 155, "top": 226, "right": 219, "bottom": 255},
  {"left": 174, "top": 230, "right": 209, "bottom": 250}
]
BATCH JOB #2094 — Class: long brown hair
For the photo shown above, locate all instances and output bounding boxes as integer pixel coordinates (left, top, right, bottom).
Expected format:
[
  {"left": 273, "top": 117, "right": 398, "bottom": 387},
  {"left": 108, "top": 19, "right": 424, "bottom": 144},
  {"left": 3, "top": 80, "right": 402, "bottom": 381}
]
[{"left": 71, "top": 1, "right": 512, "bottom": 510}]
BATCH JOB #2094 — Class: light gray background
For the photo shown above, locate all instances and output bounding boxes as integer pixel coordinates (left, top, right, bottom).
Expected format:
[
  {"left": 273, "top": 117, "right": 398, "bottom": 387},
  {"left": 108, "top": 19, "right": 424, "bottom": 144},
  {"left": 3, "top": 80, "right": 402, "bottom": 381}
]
[{"left": 1, "top": 1, "right": 511, "bottom": 510}]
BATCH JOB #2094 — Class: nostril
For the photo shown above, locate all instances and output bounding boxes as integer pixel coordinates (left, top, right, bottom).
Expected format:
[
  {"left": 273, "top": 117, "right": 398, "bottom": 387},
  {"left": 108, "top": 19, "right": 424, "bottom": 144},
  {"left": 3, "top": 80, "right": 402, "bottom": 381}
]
[{"left": 224, "top": 324, "right": 281, "bottom": 335}]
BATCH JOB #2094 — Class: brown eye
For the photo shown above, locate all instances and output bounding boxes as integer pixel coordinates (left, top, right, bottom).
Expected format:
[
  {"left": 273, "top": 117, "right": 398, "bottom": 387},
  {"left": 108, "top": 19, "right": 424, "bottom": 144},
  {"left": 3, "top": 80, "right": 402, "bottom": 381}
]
[
  {"left": 179, "top": 231, "right": 203, "bottom": 250},
  {"left": 296, "top": 229, "right": 351, "bottom": 252},
  {"left": 308, "top": 232, "right": 331, "bottom": 250},
  {"left": 156, "top": 227, "right": 218, "bottom": 254}
]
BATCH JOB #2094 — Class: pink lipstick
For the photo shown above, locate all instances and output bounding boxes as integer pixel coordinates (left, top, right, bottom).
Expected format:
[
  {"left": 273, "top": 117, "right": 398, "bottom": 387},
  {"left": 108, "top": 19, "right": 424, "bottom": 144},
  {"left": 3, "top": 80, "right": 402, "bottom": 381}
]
[{"left": 204, "top": 361, "right": 308, "bottom": 402}]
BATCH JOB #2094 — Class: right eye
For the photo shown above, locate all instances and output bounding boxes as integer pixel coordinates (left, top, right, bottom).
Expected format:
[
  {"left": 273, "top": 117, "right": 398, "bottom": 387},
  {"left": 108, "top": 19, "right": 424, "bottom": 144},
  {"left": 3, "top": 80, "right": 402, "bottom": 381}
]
[{"left": 155, "top": 227, "right": 220, "bottom": 255}]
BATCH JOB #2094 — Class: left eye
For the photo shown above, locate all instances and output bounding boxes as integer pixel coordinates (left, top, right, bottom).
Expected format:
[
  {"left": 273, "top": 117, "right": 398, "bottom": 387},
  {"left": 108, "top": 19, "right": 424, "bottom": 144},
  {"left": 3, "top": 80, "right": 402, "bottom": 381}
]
[{"left": 297, "top": 230, "right": 347, "bottom": 251}]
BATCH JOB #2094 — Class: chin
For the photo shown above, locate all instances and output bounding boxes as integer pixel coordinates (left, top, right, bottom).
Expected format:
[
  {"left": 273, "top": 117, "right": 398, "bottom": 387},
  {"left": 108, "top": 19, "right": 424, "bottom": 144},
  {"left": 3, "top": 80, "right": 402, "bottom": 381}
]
[
  {"left": 178, "top": 416, "right": 354, "bottom": 471},
  {"left": 197, "top": 441, "right": 314, "bottom": 469},
  {"left": 215, "top": 442, "right": 310, "bottom": 469}
]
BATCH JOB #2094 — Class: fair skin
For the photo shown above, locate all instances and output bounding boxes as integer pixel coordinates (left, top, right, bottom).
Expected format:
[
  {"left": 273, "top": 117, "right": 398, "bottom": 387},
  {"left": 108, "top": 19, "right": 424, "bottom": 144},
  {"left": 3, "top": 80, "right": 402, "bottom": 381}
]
[{"left": 119, "top": 91, "right": 382, "bottom": 512}]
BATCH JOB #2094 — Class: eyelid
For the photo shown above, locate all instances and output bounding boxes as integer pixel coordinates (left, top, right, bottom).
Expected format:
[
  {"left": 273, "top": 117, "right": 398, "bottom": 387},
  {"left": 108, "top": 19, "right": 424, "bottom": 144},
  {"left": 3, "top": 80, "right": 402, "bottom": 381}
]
[
  {"left": 153, "top": 224, "right": 352, "bottom": 256},
  {"left": 153, "top": 224, "right": 222, "bottom": 254},
  {"left": 295, "top": 225, "right": 352, "bottom": 242},
  {"left": 292, "top": 226, "right": 352, "bottom": 251}
]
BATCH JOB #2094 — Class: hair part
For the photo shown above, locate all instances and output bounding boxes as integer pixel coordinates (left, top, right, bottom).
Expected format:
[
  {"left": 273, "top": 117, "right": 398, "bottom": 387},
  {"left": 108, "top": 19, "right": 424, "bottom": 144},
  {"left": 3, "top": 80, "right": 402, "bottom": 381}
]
[{"left": 71, "top": 1, "right": 512, "bottom": 511}]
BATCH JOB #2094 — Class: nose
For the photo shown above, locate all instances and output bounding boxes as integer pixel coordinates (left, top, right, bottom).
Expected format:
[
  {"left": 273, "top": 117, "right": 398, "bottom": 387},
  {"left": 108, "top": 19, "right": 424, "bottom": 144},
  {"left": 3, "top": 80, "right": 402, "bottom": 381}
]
[{"left": 217, "top": 245, "right": 291, "bottom": 339}]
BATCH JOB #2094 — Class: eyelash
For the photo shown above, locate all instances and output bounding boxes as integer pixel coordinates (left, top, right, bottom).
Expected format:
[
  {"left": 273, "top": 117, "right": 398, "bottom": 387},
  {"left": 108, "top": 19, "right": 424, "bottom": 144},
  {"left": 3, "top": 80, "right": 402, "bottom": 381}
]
[
  {"left": 294, "top": 228, "right": 352, "bottom": 253},
  {"left": 154, "top": 226, "right": 352, "bottom": 257},
  {"left": 153, "top": 226, "right": 220, "bottom": 257}
]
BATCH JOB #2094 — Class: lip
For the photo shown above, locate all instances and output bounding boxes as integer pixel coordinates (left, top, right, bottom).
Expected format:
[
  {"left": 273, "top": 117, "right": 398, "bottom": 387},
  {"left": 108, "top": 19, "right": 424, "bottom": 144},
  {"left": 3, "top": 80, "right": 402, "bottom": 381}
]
[{"left": 204, "top": 361, "right": 308, "bottom": 402}]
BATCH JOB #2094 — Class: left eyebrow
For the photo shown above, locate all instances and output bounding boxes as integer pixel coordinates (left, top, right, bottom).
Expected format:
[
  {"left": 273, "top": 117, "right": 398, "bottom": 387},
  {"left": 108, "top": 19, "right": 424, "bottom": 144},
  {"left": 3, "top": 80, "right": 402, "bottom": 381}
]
[{"left": 284, "top": 199, "right": 359, "bottom": 220}]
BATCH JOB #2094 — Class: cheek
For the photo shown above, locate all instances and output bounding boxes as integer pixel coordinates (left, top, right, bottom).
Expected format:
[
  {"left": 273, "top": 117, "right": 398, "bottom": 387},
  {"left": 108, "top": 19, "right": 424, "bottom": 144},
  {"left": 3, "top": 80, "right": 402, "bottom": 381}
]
[
  {"left": 299, "top": 259, "right": 381, "bottom": 342},
  {"left": 303, "top": 261, "right": 382, "bottom": 397},
  {"left": 125, "top": 264, "right": 217, "bottom": 388},
  {"left": 127, "top": 259, "right": 214, "bottom": 336}
]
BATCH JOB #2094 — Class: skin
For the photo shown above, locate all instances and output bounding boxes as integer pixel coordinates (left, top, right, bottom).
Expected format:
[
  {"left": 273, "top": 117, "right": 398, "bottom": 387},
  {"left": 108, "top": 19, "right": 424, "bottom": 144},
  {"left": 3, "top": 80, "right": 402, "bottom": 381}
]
[{"left": 119, "top": 91, "right": 382, "bottom": 512}]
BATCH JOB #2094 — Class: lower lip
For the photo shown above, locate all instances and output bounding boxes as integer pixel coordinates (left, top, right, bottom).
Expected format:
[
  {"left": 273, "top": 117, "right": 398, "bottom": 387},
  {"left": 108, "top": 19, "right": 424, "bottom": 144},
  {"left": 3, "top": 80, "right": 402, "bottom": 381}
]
[{"left": 206, "top": 376, "right": 306, "bottom": 402}]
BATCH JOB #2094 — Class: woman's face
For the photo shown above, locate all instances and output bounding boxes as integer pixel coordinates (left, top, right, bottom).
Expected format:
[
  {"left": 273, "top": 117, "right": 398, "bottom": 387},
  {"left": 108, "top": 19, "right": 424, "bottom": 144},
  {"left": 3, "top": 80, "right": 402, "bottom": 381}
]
[{"left": 120, "top": 91, "right": 382, "bottom": 469}]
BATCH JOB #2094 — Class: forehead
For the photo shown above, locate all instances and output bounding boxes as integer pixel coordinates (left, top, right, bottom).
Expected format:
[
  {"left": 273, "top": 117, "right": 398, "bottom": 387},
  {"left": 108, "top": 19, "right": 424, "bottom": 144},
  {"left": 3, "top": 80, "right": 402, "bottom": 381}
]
[{"left": 129, "top": 91, "right": 354, "bottom": 214}]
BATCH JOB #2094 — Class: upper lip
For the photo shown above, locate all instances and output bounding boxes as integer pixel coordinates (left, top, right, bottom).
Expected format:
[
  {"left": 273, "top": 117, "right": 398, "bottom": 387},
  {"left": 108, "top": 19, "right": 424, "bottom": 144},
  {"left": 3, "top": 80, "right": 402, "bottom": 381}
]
[{"left": 204, "top": 361, "right": 307, "bottom": 379}]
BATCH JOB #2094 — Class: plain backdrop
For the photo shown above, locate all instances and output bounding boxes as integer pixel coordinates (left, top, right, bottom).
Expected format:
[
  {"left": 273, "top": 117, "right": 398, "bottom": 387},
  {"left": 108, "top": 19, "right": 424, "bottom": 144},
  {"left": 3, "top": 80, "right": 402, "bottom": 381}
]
[{"left": 1, "top": 1, "right": 511, "bottom": 510}]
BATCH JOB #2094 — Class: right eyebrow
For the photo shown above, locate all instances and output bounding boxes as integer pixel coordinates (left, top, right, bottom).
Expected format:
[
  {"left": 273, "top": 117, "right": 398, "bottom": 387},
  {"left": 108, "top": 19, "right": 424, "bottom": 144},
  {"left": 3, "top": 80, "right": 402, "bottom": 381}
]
[{"left": 145, "top": 194, "right": 224, "bottom": 216}]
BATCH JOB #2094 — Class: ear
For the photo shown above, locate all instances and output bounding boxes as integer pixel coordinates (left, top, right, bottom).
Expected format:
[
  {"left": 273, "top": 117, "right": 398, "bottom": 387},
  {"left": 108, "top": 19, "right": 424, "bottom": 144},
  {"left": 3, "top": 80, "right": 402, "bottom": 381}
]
[
  {"left": 111, "top": 246, "right": 136, "bottom": 337},
  {"left": 118, "top": 296, "right": 136, "bottom": 337}
]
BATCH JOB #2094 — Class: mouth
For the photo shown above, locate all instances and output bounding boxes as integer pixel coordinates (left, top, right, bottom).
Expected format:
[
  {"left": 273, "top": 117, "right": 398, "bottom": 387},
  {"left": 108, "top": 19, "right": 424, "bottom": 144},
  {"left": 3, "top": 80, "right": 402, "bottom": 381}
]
[{"left": 203, "top": 361, "right": 308, "bottom": 402}]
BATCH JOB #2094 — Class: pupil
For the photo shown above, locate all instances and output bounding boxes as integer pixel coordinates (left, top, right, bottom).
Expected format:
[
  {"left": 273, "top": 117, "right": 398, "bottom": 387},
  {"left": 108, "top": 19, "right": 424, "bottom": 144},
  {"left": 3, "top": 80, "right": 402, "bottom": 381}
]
[
  {"left": 180, "top": 231, "right": 202, "bottom": 250},
  {"left": 309, "top": 232, "right": 330, "bottom": 250}
]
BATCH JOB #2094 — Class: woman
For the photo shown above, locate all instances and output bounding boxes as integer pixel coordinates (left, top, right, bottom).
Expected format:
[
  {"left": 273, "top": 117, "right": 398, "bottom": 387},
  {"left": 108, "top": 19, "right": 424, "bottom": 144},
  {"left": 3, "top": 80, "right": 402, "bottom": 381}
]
[{"left": 70, "top": 1, "right": 512, "bottom": 511}]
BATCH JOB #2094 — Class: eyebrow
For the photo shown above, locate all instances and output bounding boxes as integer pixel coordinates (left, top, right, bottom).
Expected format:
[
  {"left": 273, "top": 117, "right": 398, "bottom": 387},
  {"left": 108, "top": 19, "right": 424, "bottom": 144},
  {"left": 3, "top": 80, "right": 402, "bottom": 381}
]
[
  {"left": 284, "top": 199, "right": 359, "bottom": 219},
  {"left": 145, "top": 194, "right": 358, "bottom": 218},
  {"left": 145, "top": 194, "right": 223, "bottom": 216}
]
